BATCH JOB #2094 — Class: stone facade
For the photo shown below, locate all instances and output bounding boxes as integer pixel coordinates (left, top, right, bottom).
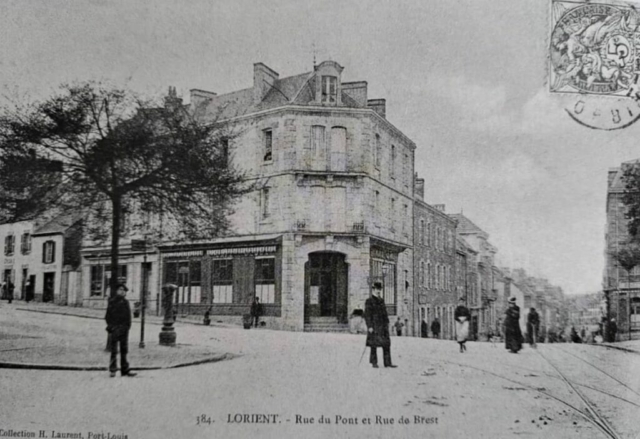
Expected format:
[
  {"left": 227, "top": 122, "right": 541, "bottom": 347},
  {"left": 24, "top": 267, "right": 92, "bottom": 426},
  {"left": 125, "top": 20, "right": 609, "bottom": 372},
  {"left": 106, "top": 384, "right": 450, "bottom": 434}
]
[
  {"left": 413, "top": 186, "right": 457, "bottom": 339},
  {"left": 79, "top": 60, "right": 416, "bottom": 333},
  {"left": 604, "top": 160, "right": 640, "bottom": 338}
]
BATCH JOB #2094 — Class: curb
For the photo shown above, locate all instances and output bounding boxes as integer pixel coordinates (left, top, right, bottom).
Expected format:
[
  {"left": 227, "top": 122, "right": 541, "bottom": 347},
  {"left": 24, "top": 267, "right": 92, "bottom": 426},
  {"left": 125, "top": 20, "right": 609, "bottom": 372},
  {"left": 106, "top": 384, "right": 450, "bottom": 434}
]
[
  {"left": 595, "top": 343, "right": 640, "bottom": 355},
  {"left": 14, "top": 307, "right": 235, "bottom": 329},
  {"left": 0, "top": 353, "right": 235, "bottom": 371}
]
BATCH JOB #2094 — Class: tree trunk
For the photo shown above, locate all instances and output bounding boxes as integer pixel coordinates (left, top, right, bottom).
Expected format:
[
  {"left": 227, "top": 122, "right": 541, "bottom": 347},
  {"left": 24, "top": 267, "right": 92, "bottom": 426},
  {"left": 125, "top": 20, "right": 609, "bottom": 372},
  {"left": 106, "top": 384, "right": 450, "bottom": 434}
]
[{"left": 109, "top": 193, "right": 122, "bottom": 298}]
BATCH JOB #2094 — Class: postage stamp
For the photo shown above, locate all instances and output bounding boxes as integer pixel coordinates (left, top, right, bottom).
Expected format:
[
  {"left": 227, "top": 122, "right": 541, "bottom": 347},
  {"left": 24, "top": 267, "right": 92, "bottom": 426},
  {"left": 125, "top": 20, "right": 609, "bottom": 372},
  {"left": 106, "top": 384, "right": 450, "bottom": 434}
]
[
  {"left": 550, "top": 0, "right": 640, "bottom": 129},
  {"left": 550, "top": 0, "right": 640, "bottom": 97}
]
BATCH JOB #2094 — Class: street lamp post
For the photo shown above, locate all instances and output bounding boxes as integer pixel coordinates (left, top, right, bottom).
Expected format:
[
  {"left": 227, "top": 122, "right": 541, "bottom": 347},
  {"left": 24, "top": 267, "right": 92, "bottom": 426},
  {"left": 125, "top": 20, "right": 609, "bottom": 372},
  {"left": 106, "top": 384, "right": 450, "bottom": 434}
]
[{"left": 131, "top": 238, "right": 148, "bottom": 348}]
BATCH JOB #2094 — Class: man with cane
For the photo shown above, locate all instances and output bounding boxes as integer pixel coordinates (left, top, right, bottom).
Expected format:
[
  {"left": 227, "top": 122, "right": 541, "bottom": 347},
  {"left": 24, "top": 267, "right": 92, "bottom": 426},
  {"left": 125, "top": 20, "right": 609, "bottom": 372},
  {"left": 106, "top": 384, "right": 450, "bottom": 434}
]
[{"left": 363, "top": 281, "right": 397, "bottom": 368}]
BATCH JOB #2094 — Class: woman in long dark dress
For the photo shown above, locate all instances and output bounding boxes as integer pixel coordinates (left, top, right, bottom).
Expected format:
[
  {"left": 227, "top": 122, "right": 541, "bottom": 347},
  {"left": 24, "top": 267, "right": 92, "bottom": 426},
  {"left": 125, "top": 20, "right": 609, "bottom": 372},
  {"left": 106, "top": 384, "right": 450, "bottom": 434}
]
[{"left": 504, "top": 297, "right": 523, "bottom": 353}]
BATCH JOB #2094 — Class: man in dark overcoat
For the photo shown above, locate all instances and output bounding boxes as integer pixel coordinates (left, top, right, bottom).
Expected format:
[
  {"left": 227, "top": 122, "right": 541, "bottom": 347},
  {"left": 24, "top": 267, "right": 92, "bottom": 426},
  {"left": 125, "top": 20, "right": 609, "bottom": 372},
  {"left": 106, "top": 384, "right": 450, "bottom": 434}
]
[
  {"left": 105, "top": 284, "right": 136, "bottom": 378},
  {"left": 527, "top": 307, "right": 540, "bottom": 347},
  {"left": 364, "top": 282, "right": 396, "bottom": 368},
  {"left": 431, "top": 318, "right": 441, "bottom": 339},
  {"left": 250, "top": 296, "right": 263, "bottom": 328}
]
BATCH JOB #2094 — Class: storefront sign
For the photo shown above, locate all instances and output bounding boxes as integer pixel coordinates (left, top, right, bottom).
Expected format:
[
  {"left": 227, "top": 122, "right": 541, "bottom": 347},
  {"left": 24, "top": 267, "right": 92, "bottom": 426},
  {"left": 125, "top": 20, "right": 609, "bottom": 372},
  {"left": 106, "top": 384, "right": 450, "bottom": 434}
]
[{"left": 207, "top": 246, "right": 277, "bottom": 256}]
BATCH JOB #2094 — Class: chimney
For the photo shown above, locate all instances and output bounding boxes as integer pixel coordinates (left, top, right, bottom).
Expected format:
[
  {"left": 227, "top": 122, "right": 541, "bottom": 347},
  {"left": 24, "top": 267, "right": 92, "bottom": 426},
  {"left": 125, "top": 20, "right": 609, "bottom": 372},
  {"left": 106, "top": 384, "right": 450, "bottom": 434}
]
[
  {"left": 414, "top": 177, "right": 425, "bottom": 201},
  {"left": 342, "top": 81, "right": 368, "bottom": 107},
  {"left": 367, "top": 99, "right": 386, "bottom": 118},
  {"left": 164, "top": 86, "right": 183, "bottom": 110},
  {"left": 253, "top": 62, "right": 279, "bottom": 103},
  {"left": 434, "top": 204, "right": 446, "bottom": 213}
]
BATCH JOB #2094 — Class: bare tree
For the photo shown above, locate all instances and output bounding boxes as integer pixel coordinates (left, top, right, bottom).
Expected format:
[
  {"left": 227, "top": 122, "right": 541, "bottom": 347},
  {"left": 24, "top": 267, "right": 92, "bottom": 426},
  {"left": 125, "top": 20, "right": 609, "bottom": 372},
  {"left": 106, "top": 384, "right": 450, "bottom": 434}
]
[{"left": 0, "top": 82, "right": 248, "bottom": 297}]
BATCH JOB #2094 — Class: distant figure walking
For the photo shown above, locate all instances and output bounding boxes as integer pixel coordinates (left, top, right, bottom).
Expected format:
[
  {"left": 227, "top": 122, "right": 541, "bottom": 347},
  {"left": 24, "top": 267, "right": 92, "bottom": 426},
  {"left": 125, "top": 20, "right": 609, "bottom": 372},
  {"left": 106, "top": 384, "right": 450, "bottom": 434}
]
[
  {"left": 250, "top": 296, "right": 263, "bottom": 328},
  {"left": 364, "top": 282, "right": 397, "bottom": 368},
  {"left": 454, "top": 298, "right": 471, "bottom": 353},
  {"left": 394, "top": 317, "right": 404, "bottom": 336},
  {"left": 527, "top": 307, "right": 540, "bottom": 348},
  {"left": 421, "top": 318, "right": 428, "bottom": 338},
  {"left": 504, "top": 297, "right": 523, "bottom": 353},
  {"left": 105, "top": 284, "right": 136, "bottom": 378},
  {"left": 431, "top": 318, "right": 441, "bottom": 339}
]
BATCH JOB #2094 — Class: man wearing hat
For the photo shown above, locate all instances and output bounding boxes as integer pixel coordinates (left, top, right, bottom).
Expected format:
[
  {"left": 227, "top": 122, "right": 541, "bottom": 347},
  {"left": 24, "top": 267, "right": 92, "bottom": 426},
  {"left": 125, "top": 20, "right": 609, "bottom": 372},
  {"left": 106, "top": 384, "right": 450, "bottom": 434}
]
[
  {"left": 364, "top": 281, "right": 397, "bottom": 368},
  {"left": 105, "top": 283, "right": 137, "bottom": 377}
]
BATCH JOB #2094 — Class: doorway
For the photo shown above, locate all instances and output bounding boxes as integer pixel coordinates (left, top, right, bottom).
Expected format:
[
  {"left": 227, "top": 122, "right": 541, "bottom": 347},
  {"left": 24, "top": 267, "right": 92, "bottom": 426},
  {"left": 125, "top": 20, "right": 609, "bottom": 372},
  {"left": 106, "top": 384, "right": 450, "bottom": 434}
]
[
  {"left": 43, "top": 272, "right": 55, "bottom": 303},
  {"left": 304, "top": 252, "right": 348, "bottom": 323}
]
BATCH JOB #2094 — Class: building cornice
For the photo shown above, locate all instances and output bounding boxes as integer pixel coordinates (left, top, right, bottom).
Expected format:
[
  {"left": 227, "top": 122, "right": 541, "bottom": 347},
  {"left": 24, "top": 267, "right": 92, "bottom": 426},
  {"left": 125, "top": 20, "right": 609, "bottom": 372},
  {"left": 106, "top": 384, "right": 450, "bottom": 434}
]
[{"left": 223, "top": 105, "right": 417, "bottom": 150}]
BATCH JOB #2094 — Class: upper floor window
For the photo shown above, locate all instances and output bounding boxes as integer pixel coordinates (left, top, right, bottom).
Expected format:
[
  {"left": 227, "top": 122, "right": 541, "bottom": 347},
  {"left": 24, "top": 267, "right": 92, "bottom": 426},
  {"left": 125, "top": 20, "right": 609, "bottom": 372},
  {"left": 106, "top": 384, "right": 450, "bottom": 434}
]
[
  {"left": 390, "top": 145, "right": 396, "bottom": 179},
  {"left": 20, "top": 233, "right": 32, "bottom": 255},
  {"left": 403, "top": 204, "right": 408, "bottom": 234},
  {"left": 321, "top": 76, "right": 337, "bottom": 104},
  {"left": 4, "top": 235, "right": 15, "bottom": 256},
  {"left": 263, "top": 129, "right": 273, "bottom": 162},
  {"left": 419, "top": 220, "right": 425, "bottom": 245},
  {"left": 374, "top": 134, "right": 381, "bottom": 168},
  {"left": 311, "top": 125, "right": 325, "bottom": 155},
  {"left": 261, "top": 188, "right": 270, "bottom": 219},
  {"left": 43, "top": 240, "right": 56, "bottom": 264},
  {"left": 427, "top": 223, "right": 431, "bottom": 247}
]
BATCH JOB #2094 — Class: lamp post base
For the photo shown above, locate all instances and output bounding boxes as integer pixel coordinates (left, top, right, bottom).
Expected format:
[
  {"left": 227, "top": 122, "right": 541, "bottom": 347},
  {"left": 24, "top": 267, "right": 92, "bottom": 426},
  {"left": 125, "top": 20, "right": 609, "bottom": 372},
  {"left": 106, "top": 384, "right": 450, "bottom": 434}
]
[{"left": 159, "top": 324, "right": 176, "bottom": 346}]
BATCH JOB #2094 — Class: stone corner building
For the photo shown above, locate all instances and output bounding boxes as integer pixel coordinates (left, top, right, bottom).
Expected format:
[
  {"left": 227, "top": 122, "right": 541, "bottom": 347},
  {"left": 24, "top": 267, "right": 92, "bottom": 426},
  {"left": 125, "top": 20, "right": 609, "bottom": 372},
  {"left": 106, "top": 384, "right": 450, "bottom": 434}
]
[
  {"left": 604, "top": 159, "right": 640, "bottom": 338},
  {"left": 80, "top": 61, "right": 416, "bottom": 333}
]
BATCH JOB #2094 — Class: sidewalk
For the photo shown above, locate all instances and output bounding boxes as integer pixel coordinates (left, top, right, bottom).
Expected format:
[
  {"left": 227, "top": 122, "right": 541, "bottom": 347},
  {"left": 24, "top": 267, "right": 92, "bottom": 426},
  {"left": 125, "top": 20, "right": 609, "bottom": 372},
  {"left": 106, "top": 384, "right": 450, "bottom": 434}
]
[{"left": 0, "top": 302, "right": 236, "bottom": 371}]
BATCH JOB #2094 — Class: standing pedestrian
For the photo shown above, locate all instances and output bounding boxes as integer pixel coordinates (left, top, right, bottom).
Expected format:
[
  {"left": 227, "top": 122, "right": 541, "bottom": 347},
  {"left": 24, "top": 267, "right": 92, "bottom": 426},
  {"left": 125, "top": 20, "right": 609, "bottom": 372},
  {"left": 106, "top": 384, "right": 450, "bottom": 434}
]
[
  {"left": 431, "top": 317, "right": 441, "bottom": 339},
  {"left": 608, "top": 318, "right": 618, "bottom": 342},
  {"left": 421, "top": 318, "right": 429, "bottom": 338},
  {"left": 504, "top": 297, "right": 523, "bottom": 353},
  {"left": 394, "top": 317, "right": 404, "bottom": 336},
  {"left": 6, "top": 280, "right": 14, "bottom": 304},
  {"left": 527, "top": 307, "right": 540, "bottom": 348},
  {"left": 250, "top": 296, "right": 263, "bottom": 328},
  {"left": 364, "top": 281, "right": 397, "bottom": 368},
  {"left": 454, "top": 298, "right": 470, "bottom": 353},
  {"left": 25, "top": 279, "right": 34, "bottom": 303},
  {"left": 105, "top": 284, "right": 136, "bottom": 378}
]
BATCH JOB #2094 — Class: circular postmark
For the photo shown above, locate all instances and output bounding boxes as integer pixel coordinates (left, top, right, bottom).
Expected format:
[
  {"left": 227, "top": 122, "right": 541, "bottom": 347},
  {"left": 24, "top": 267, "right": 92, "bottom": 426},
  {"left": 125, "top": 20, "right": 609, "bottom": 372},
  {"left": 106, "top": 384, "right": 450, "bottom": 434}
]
[{"left": 550, "top": 1, "right": 640, "bottom": 129}]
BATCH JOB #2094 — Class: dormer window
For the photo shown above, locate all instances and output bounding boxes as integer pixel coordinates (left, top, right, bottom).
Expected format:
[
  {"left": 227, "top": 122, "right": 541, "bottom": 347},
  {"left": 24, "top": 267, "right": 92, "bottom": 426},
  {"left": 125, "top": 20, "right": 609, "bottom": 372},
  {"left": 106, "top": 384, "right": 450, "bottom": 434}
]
[{"left": 321, "top": 76, "right": 337, "bottom": 104}]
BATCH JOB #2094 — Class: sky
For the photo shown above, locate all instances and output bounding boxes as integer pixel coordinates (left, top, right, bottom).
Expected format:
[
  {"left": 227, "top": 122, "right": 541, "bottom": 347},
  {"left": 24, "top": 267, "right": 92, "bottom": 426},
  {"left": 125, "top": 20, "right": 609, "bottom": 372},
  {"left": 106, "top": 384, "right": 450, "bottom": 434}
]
[{"left": 1, "top": 0, "right": 639, "bottom": 295}]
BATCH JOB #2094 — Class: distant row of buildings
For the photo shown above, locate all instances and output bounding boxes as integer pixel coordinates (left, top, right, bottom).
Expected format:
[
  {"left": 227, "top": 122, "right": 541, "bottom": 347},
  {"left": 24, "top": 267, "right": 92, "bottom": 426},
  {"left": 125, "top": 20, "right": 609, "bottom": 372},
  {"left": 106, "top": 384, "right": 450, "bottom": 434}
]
[{"left": 0, "top": 60, "right": 567, "bottom": 339}]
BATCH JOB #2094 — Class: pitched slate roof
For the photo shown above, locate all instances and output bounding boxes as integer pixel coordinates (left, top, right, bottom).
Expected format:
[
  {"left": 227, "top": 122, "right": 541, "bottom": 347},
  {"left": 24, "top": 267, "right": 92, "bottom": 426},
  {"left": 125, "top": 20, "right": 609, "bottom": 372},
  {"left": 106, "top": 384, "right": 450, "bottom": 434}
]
[
  {"left": 196, "top": 69, "right": 364, "bottom": 122},
  {"left": 449, "top": 213, "right": 486, "bottom": 235},
  {"left": 33, "top": 212, "right": 82, "bottom": 236}
]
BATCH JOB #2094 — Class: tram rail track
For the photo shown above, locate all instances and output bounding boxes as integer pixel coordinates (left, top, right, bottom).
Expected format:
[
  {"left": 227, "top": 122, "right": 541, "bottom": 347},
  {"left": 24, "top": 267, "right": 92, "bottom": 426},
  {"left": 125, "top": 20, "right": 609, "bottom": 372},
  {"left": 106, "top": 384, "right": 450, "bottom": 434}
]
[
  {"left": 536, "top": 348, "right": 621, "bottom": 439},
  {"left": 442, "top": 352, "right": 623, "bottom": 439}
]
